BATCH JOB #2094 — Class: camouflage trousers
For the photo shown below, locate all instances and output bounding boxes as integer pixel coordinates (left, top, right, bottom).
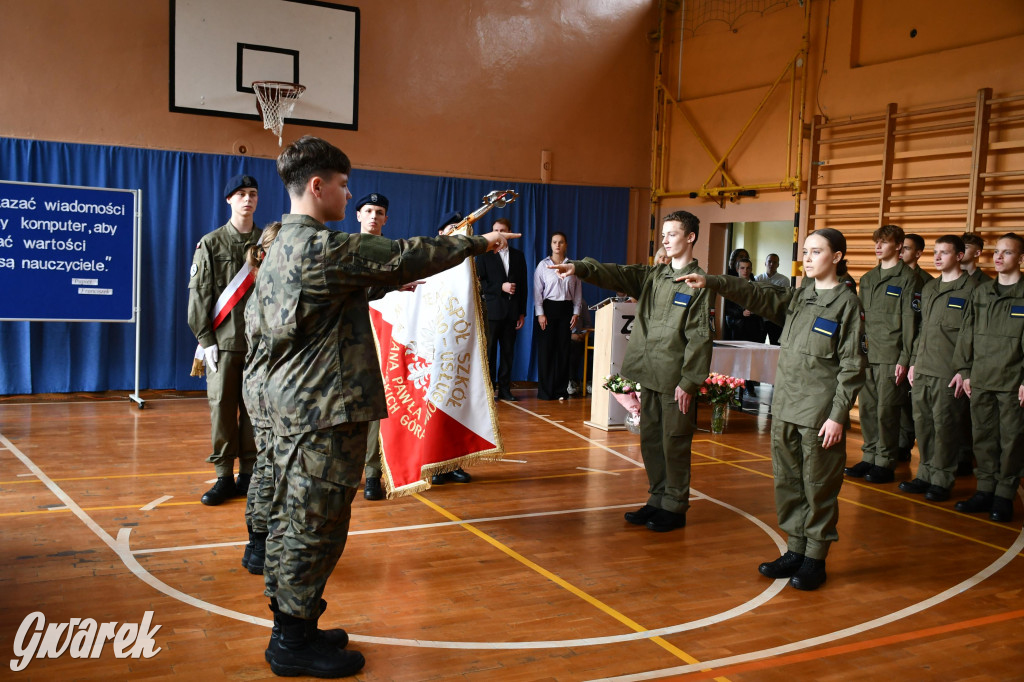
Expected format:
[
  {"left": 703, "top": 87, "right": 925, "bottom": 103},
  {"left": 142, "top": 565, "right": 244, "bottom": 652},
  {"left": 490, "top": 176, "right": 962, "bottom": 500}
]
[
  {"left": 244, "top": 424, "right": 276, "bottom": 534},
  {"left": 263, "top": 422, "right": 367, "bottom": 619}
]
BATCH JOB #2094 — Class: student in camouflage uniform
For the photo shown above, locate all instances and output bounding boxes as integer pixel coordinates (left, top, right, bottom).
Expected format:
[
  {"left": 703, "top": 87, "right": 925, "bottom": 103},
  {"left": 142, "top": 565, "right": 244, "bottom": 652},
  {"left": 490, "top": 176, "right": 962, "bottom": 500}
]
[
  {"left": 681, "top": 228, "right": 865, "bottom": 591},
  {"left": 897, "top": 233, "right": 933, "bottom": 460},
  {"left": 955, "top": 232, "right": 991, "bottom": 474},
  {"left": 255, "top": 136, "right": 518, "bottom": 678},
  {"left": 843, "top": 224, "right": 919, "bottom": 484},
  {"left": 898, "top": 235, "right": 978, "bottom": 502},
  {"left": 188, "top": 174, "right": 263, "bottom": 506},
  {"left": 239, "top": 222, "right": 282, "bottom": 576},
  {"left": 951, "top": 233, "right": 1024, "bottom": 523},
  {"left": 548, "top": 211, "right": 712, "bottom": 533}
]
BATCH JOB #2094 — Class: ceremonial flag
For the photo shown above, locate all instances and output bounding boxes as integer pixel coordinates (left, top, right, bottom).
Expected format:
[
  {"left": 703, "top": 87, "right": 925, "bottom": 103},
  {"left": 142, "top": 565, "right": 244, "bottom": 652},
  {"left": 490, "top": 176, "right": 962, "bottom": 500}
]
[{"left": 368, "top": 251, "right": 504, "bottom": 497}]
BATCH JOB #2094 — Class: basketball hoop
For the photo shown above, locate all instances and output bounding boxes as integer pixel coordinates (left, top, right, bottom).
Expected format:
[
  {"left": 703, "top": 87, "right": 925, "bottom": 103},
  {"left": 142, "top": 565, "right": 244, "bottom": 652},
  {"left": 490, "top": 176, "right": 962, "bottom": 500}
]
[{"left": 252, "top": 81, "right": 306, "bottom": 146}]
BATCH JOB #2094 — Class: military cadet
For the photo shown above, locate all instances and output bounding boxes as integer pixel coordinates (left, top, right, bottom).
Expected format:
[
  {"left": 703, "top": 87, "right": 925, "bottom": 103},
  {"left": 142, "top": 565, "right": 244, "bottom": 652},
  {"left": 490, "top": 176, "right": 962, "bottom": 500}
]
[
  {"left": 549, "top": 210, "right": 713, "bottom": 533},
  {"left": 240, "top": 222, "right": 282, "bottom": 575},
  {"left": 188, "top": 174, "right": 263, "bottom": 506},
  {"left": 899, "top": 235, "right": 977, "bottom": 502},
  {"left": 896, "top": 233, "right": 933, "bottom": 459},
  {"left": 950, "top": 233, "right": 1024, "bottom": 523},
  {"left": 901, "top": 233, "right": 934, "bottom": 284},
  {"left": 255, "top": 135, "right": 518, "bottom": 678},
  {"left": 843, "top": 224, "right": 919, "bottom": 484},
  {"left": 961, "top": 233, "right": 991, "bottom": 284},
  {"left": 681, "top": 228, "right": 865, "bottom": 591}
]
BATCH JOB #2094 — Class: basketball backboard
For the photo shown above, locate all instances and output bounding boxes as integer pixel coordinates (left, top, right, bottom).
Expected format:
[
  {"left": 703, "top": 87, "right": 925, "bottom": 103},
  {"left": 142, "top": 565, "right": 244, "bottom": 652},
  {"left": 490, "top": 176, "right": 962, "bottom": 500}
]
[{"left": 170, "top": 0, "right": 359, "bottom": 130}]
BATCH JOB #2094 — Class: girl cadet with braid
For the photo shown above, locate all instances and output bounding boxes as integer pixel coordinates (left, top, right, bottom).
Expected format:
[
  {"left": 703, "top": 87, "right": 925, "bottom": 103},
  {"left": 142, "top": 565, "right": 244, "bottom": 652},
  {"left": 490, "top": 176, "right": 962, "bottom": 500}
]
[
  {"left": 680, "top": 228, "right": 865, "bottom": 591},
  {"left": 239, "top": 222, "right": 281, "bottom": 576}
]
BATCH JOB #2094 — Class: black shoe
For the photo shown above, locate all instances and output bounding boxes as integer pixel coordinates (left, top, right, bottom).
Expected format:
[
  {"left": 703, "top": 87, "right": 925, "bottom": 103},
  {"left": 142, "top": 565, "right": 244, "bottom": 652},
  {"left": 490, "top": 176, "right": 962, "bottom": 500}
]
[
  {"left": 956, "top": 460, "right": 974, "bottom": 477},
  {"left": 242, "top": 523, "right": 254, "bottom": 569},
  {"left": 645, "top": 509, "right": 686, "bottom": 532},
  {"left": 624, "top": 504, "right": 659, "bottom": 525},
  {"left": 898, "top": 478, "right": 929, "bottom": 494},
  {"left": 448, "top": 468, "right": 472, "bottom": 483},
  {"left": 265, "top": 599, "right": 350, "bottom": 664},
  {"left": 235, "top": 473, "right": 252, "bottom": 496},
  {"left": 364, "top": 477, "right": 384, "bottom": 501},
  {"left": 864, "top": 465, "right": 895, "bottom": 484},
  {"left": 266, "top": 605, "right": 362, "bottom": 677},
  {"left": 789, "top": 557, "right": 827, "bottom": 591},
  {"left": 246, "top": 532, "right": 267, "bottom": 575},
  {"left": 954, "top": 491, "right": 994, "bottom": 514},
  {"left": 896, "top": 447, "right": 913, "bottom": 462},
  {"left": 924, "top": 485, "right": 951, "bottom": 502},
  {"left": 843, "top": 461, "right": 872, "bottom": 478},
  {"left": 758, "top": 551, "right": 805, "bottom": 579},
  {"left": 431, "top": 473, "right": 447, "bottom": 485},
  {"left": 498, "top": 389, "right": 518, "bottom": 402},
  {"left": 201, "top": 476, "right": 236, "bottom": 506},
  {"left": 990, "top": 496, "right": 1014, "bottom": 523}
]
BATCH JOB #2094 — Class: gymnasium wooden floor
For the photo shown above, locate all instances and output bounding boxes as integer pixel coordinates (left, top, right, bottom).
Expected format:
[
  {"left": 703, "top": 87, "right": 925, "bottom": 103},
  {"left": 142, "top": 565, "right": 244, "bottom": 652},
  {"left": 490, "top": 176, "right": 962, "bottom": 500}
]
[{"left": 1, "top": 390, "right": 1022, "bottom": 681}]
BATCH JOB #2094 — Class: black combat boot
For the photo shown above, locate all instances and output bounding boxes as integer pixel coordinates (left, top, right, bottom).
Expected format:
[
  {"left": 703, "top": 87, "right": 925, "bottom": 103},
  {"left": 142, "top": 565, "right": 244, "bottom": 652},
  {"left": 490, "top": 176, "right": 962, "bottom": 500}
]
[
  {"left": 236, "top": 472, "right": 252, "bottom": 496},
  {"left": 267, "top": 607, "right": 363, "bottom": 678},
  {"left": 242, "top": 523, "right": 255, "bottom": 568},
  {"left": 200, "top": 476, "right": 236, "bottom": 506},
  {"left": 789, "top": 557, "right": 827, "bottom": 591},
  {"left": 246, "top": 531, "right": 268, "bottom": 575},
  {"left": 266, "top": 600, "right": 350, "bottom": 664},
  {"left": 758, "top": 551, "right": 805, "bottom": 579}
]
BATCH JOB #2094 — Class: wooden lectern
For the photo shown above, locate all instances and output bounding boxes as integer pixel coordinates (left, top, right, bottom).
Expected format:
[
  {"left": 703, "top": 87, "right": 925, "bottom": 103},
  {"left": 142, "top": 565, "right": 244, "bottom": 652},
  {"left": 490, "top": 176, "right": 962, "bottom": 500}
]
[{"left": 585, "top": 298, "right": 637, "bottom": 431}]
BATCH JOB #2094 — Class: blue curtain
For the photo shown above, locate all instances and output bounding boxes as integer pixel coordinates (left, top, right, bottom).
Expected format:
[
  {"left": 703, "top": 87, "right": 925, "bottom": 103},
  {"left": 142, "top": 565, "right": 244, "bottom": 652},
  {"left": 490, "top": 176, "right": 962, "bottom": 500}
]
[{"left": 0, "top": 137, "right": 629, "bottom": 394}]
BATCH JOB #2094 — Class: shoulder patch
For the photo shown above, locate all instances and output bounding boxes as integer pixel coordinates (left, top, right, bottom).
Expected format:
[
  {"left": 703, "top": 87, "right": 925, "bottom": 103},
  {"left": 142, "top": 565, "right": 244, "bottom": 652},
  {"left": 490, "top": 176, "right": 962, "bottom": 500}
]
[
  {"left": 190, "top": 263, "right": 198, "bottom": 278},
  {"left": 911, "top": 291, "right": 922, "bottom": 312}
]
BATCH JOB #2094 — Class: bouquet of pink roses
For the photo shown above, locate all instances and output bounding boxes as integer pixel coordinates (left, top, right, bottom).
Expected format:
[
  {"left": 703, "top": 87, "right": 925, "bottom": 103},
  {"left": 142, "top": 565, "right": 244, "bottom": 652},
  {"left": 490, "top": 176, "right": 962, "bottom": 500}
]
[
  {"left": 699, "top": 372, "right": 744, "bottom": 406},
  {"left": 603, "top": 374, "right": 641, "bottom": 428}
]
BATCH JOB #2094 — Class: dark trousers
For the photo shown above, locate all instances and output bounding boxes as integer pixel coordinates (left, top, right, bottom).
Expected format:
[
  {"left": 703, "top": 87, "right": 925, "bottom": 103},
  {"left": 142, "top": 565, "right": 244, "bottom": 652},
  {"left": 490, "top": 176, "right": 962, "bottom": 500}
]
[
  {"left": 486, "top": 315, "right": 518, "bottom": 389},
  {"left": 536, "top": 300, "right": 573, "bottom": 400}
]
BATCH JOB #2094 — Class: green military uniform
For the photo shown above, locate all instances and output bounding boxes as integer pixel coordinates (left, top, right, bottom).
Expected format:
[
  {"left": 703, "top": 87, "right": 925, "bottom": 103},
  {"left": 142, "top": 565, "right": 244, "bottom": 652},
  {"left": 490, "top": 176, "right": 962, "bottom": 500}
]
[
  {"left": 899, "top": 265, "right": 933, "bottom": 454},
  {"left": 953, "top": 278, "right": 1024, "bottom": 500},
  {"left": 957, "top": 267, "right": 992, "bottom": 469},
  {"left": 363, "top": 421, "right": 382, "bottom": 479},
  {"left": 967, "top": 268, "right": 991, "bottom": 284},
  {"left": 907, "top": 273, "right": 977, "bottom": 490},
  {"left": 855, "top": 260, "right": 919, "bottom": 469},
  {"left": 706, "top": 275, "right": 865, "bottom": 559},
  {"left": 188, "top": 221, "right": 263, "bottom": 478},
  {"left": 570, "top": 258, "right": 712, "bottom": 515},
  {"left": 256, "top": 214, "right": 490, "bottom": 619}
]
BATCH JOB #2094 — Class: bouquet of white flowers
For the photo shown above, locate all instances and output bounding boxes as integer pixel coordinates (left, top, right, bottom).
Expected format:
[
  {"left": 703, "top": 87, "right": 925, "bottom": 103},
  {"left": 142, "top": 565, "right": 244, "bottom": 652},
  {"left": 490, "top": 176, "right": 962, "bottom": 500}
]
[{"left": 602, "top": 374, "right": 641, "bottom": 433}]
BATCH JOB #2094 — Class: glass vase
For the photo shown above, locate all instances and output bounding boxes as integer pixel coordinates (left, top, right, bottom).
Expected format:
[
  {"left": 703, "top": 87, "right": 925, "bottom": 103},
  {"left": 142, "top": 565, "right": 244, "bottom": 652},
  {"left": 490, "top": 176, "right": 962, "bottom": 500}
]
[{"left": 710, "top": 403, "right": 727, "bottom": 434}]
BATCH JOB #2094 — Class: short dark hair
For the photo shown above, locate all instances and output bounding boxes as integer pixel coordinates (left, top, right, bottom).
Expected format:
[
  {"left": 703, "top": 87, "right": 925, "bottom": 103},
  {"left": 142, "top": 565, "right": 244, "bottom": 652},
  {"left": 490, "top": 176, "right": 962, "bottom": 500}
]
[
  {"left": 810, "top": 228, "right": 849, "bottom": 277},
  {"left": 493, "top": 217, "right": 511, "bottom": 229},
  {"left": 961, "top": 232, "right": 985, "bottom": 249},
  {"left": 998, "top": 232, "right": 1024, "bottom": 252},
  {"left": 873, "top": 224, "right": 905, "bottom": 244},
  {"left": 935, "top": 234, "right": 965, "bottom": 255},
  {"left": 277, "top": 135, "right": 351, "bottom": 196},
  {"left": 904, "top": 233, "right": 925, "bottom": 251},
  {"left": 663, "top": 210, "right": 699, "bottom": 242}
]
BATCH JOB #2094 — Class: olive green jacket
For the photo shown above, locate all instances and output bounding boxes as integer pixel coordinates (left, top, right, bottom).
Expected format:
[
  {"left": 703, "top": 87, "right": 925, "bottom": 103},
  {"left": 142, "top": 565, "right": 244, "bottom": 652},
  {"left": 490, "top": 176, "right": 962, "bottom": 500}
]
[
  {"left": 571, "top": 258, "right": 712, "bottom": 395},
  {"left": 858, "top": 260, "right": 920, "bottom": 367},
  {"left": 256, "top": 214, "right": 489, "bottom": 436},
  {"left": 953, "top": 277, "right": 1024, "bottom": 391},
  {"left": 187, "top": 221, "right": 263, "bottom": 352},
  {"left": 908, "top": 273, "right": 977, "bottom": 380},
  {"left": 707, "top": 275, "right": 865, "bottom": 429}
]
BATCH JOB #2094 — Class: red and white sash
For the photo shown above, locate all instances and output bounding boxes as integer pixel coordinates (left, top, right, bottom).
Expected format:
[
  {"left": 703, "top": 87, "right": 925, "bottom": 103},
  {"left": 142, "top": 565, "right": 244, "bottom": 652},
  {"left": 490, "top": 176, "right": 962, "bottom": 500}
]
[{"left": 194, "top": 262, "right": 255, "bottom": 359}]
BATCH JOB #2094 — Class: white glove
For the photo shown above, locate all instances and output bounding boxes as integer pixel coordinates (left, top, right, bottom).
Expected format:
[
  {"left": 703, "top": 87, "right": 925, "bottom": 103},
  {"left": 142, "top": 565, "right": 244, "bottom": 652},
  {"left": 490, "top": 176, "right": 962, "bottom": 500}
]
[{"left": 203, "top": 344, "right": 219, "bottom": 373}]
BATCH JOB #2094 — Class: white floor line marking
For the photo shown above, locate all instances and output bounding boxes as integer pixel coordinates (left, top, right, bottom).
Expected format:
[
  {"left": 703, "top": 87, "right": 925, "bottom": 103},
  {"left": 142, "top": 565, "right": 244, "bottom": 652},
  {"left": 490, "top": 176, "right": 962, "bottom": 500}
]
[
  {"left": 576, "top": 467, "right": 620, "bottom": 476},
  {"left": 501, "top": 459, "right": 528, "bottom": 463},
  {"left": 46, "top": 505, "right": 68, "bottom": 511},
  {"left": 140, "top": 495, "right": 173, "bottom": 511},
  {"left": 505, "top": 402, "right": 642, "bottom": 467},
  {"left": 17, "top": 472, "right": 37, "bottom": 477},
  {"left": 586, "top": 496, "right": 1024, "bottom": 682},
  {"left": 205, "top": 478, "right": 218, "bottom": 484},
  {"left": 0, "top": 432, "right": 270, "bottom": 629},
  {"left": 132, "top": 503, "right": 652, "bottom": 555}
]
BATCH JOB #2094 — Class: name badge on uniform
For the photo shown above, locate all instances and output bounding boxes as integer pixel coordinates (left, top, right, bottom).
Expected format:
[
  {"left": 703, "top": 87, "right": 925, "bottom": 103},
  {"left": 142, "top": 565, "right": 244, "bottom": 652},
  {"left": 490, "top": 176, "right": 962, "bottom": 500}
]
[
  {"left": 947, "top": 297, "right": 966, "bottom": 310},
  {"left": 812, "top": 316, "right": 839, "bottom": 337},
  {"left": 1011, "top": 305, "right": 1024, "bottom": 318},
  {"left": 673, "top": 292, "right": 692, "bottom": 308},
  {"left": 885, "top": 285, "right": 902, "bottom": 297}
]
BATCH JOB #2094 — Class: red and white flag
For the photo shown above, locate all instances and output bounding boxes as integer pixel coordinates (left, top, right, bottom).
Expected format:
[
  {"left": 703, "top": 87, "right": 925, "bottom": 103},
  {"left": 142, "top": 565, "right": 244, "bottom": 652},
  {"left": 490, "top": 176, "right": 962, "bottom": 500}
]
[{"left": 368, "top": 254, "right": 504, "bottom": 497}]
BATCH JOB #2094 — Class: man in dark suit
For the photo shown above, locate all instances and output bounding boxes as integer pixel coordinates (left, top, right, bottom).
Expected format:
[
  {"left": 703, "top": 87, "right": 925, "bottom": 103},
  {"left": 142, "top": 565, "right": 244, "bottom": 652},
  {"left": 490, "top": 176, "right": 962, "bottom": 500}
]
[{"left": 476, "top": 218, "right": 528, "bottom": 402}]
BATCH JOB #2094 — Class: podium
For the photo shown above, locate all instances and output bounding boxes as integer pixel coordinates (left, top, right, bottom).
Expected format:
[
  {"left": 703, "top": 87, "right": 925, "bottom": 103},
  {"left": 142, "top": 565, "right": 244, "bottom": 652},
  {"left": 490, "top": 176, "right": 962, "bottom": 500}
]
[{"left": 585, "top": 298, "right": 637, "bottom": 431}]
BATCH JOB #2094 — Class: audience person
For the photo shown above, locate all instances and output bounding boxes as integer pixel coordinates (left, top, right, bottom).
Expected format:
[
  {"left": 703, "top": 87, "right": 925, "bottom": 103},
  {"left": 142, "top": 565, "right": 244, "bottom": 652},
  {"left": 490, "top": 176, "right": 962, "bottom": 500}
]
[
  {"left": 476, "top": 218, "right": 528, "bottom": 402},
  {"left": 534, "top": 231, "right": 583, "bottom": 401}
]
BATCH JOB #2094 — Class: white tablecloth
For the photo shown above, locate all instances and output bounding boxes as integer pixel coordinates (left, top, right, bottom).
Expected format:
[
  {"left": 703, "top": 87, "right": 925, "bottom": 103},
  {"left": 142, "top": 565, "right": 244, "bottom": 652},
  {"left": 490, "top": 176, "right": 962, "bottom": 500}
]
[{"left": 711, "top": 341, "right": 780, "bottom": 384}]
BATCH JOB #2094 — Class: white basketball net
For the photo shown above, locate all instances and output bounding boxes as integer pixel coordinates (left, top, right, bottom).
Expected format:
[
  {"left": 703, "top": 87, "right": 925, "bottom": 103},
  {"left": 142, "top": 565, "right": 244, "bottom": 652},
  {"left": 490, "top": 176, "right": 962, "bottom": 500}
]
[{"left": 253, "top": 81, "right": 306, "bottom": 146}]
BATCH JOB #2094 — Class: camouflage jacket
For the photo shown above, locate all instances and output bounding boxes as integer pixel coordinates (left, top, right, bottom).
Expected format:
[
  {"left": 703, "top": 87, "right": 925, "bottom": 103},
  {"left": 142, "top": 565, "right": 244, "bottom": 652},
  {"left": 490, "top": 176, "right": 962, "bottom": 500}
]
[
  {"left": 256, "top": 214, "right": 489, "bottom": 436},
  {"left": 241, "top": 293, "right": 270, "bottom": 429},
  {"left": 187, "top": 221, "right": 263, "bottom": 352}
]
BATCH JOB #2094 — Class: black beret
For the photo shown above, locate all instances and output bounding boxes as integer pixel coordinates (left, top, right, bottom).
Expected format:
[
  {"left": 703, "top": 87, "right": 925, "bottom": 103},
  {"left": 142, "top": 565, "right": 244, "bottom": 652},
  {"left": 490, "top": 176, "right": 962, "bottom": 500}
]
[
  {"left": 355, "top": 192, "right": 389, "bottom": 213},
  {"left": 436, "top": 210, "right": 464, "bottom": 233},
  {"left": 224, "top": 174, "right": 258, "bottom": 198}
]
